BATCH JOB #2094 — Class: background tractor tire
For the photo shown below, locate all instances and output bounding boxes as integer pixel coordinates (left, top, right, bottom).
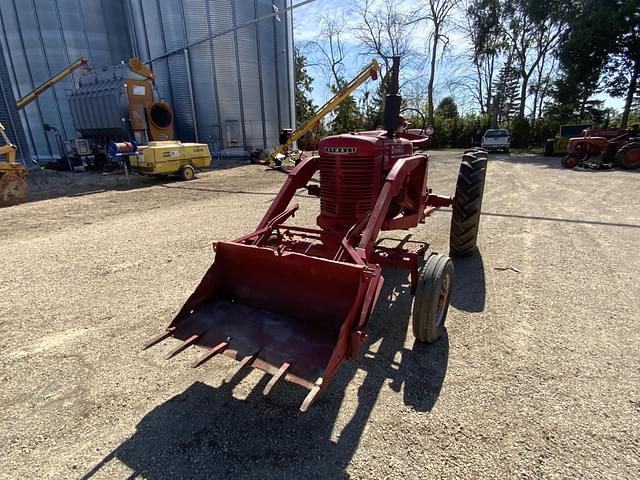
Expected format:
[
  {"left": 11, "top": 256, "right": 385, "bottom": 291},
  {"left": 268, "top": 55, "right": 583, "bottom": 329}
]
[
  {"left": 544, "top": 139, "right": 554, "bottom": 157},
  {"left": 561, "top": 155, "right": 578, "bottom": 169},
  {"left": 179, "top": 164, "right": 195, "bottom": 181},
  {"left": 449, "top": 152, "right": 487, "bottom": 256},
  {"left": 614, "top": 142, "right": 640, "bottom": 170},
  {"left": 412, "top": 254, "right": 454, "bottom": 343},
  {"left": 0, "top": 173, "right": 28, "bottom": 207}
]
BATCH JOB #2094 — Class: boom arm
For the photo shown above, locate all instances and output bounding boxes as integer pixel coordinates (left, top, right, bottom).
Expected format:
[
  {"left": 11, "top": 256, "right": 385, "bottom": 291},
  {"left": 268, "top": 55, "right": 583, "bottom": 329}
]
[
  {"left": 16, "top": 57, "right": 89, "bottom": 110},
  {"left": 0, "top": 122, "right": 16, "bottom": 164},
  {"left": 268, "top": 59, "right": 379, "bottom": 163}
]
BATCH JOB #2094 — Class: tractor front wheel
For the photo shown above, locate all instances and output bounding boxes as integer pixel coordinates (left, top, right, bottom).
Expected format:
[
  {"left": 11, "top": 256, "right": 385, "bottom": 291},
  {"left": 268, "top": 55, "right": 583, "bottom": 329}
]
[
  {"left": 412, "top": 254, "right": 454, "bottom": 343},
  {"left": 614, "top": 142, "right": 640, "bottom": 170},
  {"left": 0, "top": 172, "right": 28, "bottom": 207},
  {"left": 561, "top": 155, "right": 578, "bottom": 169},
  {"left": 449, "top": 151, "right": 488, "bottom": 256}
]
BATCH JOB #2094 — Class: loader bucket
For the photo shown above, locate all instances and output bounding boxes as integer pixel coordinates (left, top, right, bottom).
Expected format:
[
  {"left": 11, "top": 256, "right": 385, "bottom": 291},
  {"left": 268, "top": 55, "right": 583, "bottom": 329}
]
[{"left": 147, "top": 241, "right": 382, "bottom": 410}]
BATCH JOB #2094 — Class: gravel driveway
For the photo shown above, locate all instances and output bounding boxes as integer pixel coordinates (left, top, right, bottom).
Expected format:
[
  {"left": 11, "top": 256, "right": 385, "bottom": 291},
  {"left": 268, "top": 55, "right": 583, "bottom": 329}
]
[{"left": 1, "top": 151, "right": 638, "bottom": 479}]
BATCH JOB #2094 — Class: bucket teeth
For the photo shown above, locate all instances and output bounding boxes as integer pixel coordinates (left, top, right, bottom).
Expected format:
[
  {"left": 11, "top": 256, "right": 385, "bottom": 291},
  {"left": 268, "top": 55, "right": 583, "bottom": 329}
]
[
  {"left": 191, "top": 341, "right": 228, "bottom": 368},
  {"left": 262, "top": 362, "right": 290, "bottom": 396},
  {"left": 165, "top": 333, "right": 200, "bottom": 359},
  {"left": 223, "top": 353, "right": 257, "bottom": 384},
  {"left": 300, "top": 381, "right": 323, "bottom": 412},
  {"left": 142, "top": 327, "right": 176, "bottom": 350}
]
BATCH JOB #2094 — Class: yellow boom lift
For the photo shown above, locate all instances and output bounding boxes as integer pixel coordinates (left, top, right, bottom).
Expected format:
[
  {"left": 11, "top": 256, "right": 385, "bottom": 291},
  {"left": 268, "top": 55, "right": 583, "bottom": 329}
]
[
  {"left": 266, "top": 59, "right": 380, "bottom": 165},
  {"left": 0, "top": 57, "right": 90, "bottom": 206},
  {"left": 0, "top": 123, "right": 28, "bottom": 207}
]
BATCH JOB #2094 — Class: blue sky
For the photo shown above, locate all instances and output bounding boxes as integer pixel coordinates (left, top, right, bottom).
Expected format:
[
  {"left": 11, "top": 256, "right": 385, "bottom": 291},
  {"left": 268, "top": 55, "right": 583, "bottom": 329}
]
[{"left": 291, "top": 0, "right": 624, "bottom": 115}]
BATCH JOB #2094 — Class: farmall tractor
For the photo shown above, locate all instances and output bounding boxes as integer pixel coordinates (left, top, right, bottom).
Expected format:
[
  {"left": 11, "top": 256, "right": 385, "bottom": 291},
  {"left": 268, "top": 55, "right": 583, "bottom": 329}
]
[
  {"left": 144, "top": 58, "right": 488, "bottom": 411},
  {"left": 562, "top": 127, "right": 640, "bottom": 170}
]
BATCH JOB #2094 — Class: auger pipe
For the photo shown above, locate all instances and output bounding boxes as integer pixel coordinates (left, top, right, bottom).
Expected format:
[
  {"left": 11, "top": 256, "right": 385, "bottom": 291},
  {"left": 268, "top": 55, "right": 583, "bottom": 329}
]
[{"left": 17, "top": 57, "right": 89, "bottom": 110}]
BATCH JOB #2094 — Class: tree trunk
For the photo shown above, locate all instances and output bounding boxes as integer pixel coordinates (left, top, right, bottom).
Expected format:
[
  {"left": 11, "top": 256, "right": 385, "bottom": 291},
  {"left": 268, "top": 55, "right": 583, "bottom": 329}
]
[
  {"left": 475, "top": 61, "right": 484, "bottom": 114},
  {"left": 519, "top": 71, "right": 529, "bottom": 118},
  {"left": 621, "top": 60, "right": 639, "bottom": 128},
  {"left": 486, "top": 55, "right": 494, "bottom": 118},
  {"left": 427, "top": 26, "right": 439, "bottom": 126}
]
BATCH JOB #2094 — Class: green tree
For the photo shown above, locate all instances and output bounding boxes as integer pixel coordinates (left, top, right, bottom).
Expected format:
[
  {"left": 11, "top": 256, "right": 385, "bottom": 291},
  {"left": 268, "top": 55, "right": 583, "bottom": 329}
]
[
  {"left": 329, "top": 81, "right": 362, "bottom": 134},
  {"left": 492, "top": 60, "right": 520, "bottom": 125},
  {"left": 466, "top": 0, "right": 503, "bottom": 114},
  {"left": 434, "top": 96, "right": 461, "bottom": 146},
  {"left": 602, "top": 1, "right": 640, "bottom": 127},
  {"left": 294, "top": 47, "right": 316, "bottom": 127},
  {"left": 553, "top": 0, "right": 638, "bottom": 125},
  {"left": 436, "top": 96, "right": 459, "bottom": 119},
  {"left": 294, "top": 47, "right": 318, "bottom": 149}
]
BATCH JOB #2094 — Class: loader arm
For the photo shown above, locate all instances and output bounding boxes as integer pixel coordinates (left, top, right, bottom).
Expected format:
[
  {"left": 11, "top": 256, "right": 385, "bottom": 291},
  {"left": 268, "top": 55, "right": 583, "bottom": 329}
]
[
  {"left": 267, "top": 60, "right": 379, "bottom": 164},
  {"left": 16, "top": 57, "right": 89, "bottom": 110}
]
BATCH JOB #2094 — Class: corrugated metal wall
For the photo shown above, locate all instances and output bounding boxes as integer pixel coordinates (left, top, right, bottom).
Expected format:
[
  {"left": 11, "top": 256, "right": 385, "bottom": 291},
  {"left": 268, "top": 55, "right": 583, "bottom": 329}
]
[
  {"left": 0, "top": 0, "right": 295, "bottom": 160},
  {"left": 0, "top": 39, "right": 30, "bottom": 166},
  {"left": 0, "top": 0, "right": 132, "bottom": 161},
  {"left": 127, "top": 0, "right": 295, "bottom": 153}
]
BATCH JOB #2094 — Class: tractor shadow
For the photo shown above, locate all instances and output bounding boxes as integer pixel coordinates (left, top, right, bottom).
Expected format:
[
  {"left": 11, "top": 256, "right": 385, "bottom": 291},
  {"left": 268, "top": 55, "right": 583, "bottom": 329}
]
[
  {"left": 451, "top": 249, "right": 486, "bottom": 313},
  {"left": 494, "top": 153, "right": 640, "bottom": 173},
  {"left": 80, "top": 269, "right": 448, "bottom": 480}
]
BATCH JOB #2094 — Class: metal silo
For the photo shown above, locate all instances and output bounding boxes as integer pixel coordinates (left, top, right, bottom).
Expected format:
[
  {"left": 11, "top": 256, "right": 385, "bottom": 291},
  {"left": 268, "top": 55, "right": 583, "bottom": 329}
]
[
  {"left": 0, "top": 40, "right": 30, "bottom": 167},
  {"left": 126, "top": 0, "right": 295, "bottom": 154},
  {"left": 0, "top": 0, "right": 131, "bottom": 161}
]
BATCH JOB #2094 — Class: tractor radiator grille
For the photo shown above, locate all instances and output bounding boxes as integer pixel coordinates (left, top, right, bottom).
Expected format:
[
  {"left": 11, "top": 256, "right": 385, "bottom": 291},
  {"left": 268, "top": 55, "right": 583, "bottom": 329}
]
[{"left": 319, "top": 155, "right": 377, "bottom": 218}]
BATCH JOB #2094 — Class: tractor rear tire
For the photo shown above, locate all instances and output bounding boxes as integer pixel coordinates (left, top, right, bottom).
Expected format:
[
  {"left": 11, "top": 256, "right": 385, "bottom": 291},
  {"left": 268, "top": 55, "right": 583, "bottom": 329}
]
[
  {"left": 544, "top": 139, "right": 554, "bottom": 157},
  {"left": 412, "top": 254, "right": 454, "bottom": 343},
  {"left": 561, "top": 155, "right": 578, "bottom": 169},
  {"left": 0, "top": 173, "right": 28, "bottom": 207},
  {"left": 179, "top": 164, "right": 195, "bottom": 181},
  {"left": 449, "top": 152, "right": 487, "bottom": 257},
  {"left": 614, "top": 142, "right": 640, "bottom": 170}
]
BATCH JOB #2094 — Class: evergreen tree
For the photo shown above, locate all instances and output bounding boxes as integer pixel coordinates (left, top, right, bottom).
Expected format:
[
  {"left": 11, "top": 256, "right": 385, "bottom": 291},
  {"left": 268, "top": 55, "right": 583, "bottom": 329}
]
[
  {"left": 492, "top": 59, "right": 520, "bottom": 125},
  {"left": 294, "top": 48, "right": 318, "bottom": 149},
  {"left": 329, "top": 80, "right": 361, "bottom": 134}
]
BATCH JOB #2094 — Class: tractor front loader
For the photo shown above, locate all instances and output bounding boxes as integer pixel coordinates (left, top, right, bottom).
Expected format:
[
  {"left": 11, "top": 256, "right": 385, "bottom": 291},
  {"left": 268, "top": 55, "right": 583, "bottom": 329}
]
[
  {"left": 0, "top": 123, "right": 28, "bottom": 207},
  {"left": 144, "top": 58, "right": 488, "bottom": 411}
]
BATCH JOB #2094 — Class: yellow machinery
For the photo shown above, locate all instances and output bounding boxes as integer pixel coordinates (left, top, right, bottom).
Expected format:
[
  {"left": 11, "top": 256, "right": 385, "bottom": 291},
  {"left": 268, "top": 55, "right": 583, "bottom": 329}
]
[
  {"left": 16, "top": 57, "right": 89, "bottom": 110},
  {"left": 127, "top": 141, "right": 212, "bottom": 180},
  {"left": 0, "top": 123, "right": 28, "bottom": 207},
  {"left": 266, "top": 59, "right": 380, "bottom": 165}
]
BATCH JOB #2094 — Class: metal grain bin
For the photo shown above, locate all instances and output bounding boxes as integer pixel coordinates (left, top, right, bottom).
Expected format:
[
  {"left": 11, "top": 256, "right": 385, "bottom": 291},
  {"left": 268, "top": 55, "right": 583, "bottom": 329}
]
[
  {"left": 126, "top": 0, "right": 295, "bottom": 154},
  {"left": 0, "top": 40, "right": 30, "bottom": 167},
  {"left": 0, "top": 0, "right": 131, "bottom": 161}
]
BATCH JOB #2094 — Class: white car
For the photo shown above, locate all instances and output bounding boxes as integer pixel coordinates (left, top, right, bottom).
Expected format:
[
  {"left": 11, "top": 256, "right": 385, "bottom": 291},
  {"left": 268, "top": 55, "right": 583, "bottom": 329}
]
[{"left": 481, "top": 129, "right": 511, "bottom": 152}]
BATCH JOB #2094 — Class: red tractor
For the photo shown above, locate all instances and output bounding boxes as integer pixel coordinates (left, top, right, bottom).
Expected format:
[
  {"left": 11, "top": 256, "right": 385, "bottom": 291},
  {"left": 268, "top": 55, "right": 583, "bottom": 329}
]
[
  {"left": 144, "top": 58, "right": 488, "bottom": 411},
  {"left": 562, "top": 127, "right": 640, "bottom": 170}
]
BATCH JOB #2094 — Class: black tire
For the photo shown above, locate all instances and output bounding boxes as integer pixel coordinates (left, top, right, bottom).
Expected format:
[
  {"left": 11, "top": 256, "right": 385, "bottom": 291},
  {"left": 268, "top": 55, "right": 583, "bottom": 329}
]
[
  {"left": 450, "top": 152, "right": 487, "bottom": 256},
  {"left": 179, "top": 164, "right": 195, "bottom": 180},
  {"left": 412, "top": 254, "right": 454, "bottom": 343},
  {"left": 614, "top": 142, "right": 640, "bottom": 170}
]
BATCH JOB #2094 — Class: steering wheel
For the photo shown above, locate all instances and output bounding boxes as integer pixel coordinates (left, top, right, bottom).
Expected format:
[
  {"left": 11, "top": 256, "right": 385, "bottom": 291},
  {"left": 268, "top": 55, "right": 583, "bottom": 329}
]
[{"left": 400, "top": 108, "right": 433, "bottom": 135}]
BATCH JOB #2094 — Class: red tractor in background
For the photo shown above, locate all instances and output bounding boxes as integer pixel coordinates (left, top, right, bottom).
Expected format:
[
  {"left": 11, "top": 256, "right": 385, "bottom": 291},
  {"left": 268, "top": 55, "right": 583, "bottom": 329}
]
[{"left": 562, "top": 127, "right": 640, "bottom": 170}]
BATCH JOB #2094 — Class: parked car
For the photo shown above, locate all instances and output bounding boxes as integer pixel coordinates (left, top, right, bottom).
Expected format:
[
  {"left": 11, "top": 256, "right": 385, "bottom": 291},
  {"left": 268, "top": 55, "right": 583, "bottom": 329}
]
[{"left": 481, "top": 129, "right": 511, "bottom": 152}]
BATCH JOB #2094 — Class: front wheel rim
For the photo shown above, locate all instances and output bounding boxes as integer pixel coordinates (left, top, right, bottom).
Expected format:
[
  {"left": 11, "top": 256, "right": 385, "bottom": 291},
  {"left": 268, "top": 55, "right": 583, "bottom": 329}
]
[{"left": 435, "top": 273, "right": 451, "bottom": 326}]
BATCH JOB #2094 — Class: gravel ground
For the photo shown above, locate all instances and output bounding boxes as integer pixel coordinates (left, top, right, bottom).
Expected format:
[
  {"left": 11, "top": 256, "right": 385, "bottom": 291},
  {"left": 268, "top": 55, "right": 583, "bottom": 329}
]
[{"left": 0, "top": 151, "right": 638, "bottom": 480}]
